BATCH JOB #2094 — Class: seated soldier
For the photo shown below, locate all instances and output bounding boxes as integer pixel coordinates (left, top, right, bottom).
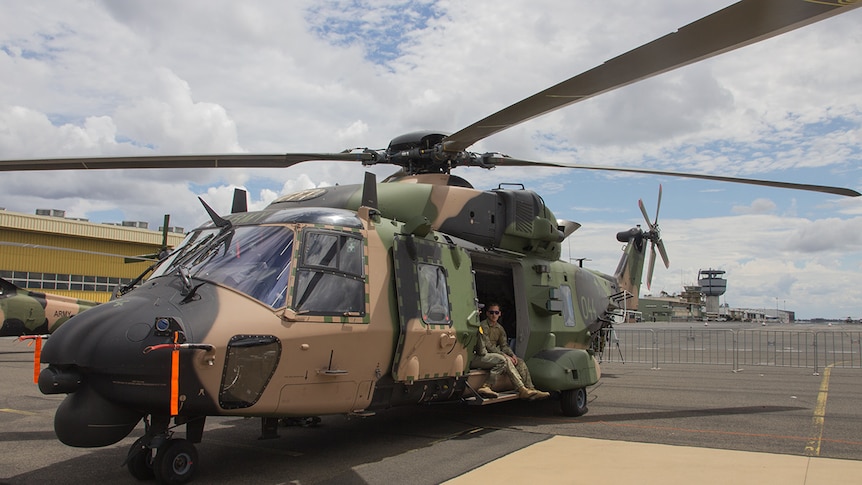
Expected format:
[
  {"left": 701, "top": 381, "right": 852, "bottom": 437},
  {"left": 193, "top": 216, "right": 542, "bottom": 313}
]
[
  {"left": 482, "top": 303, "right": 550, "bottom": 399},
  {"left": 472, "top": 303, "right": 549, "bottom": 400}
]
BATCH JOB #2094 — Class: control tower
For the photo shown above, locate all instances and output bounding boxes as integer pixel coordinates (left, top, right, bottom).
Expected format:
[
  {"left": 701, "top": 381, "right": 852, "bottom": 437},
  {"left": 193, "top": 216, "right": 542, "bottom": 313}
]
[{"left": 698, "top": 269, "right": 727, "bottom": 319}]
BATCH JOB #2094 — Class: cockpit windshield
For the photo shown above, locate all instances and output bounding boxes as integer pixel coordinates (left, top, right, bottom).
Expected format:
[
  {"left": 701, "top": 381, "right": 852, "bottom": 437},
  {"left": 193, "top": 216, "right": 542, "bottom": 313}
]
[{"left": 152, "top": 225, "right": 294, "bottom": 308}]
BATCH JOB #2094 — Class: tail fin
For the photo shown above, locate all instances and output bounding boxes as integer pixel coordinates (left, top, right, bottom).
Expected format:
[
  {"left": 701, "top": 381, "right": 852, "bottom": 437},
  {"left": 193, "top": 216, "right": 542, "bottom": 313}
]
[
  {"left": 614, "top": 187, "right": 670, "bottom": 310},
  {"left": 614, "top": 227, "right": 648, "bottom": 311}
]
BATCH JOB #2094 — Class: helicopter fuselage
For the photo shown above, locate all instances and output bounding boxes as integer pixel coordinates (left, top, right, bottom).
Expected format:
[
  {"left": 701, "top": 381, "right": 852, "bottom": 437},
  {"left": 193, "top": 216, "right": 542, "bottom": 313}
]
[{"left": 38, "top": 179, "right": 645, "bottom": 451}]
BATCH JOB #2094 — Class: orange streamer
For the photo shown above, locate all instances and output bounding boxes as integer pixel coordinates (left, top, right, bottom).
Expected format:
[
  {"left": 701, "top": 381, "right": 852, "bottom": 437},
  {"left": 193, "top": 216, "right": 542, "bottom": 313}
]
[
  {"left": 33, "top": 336, "right": 42, "bottom": 384},
  {"left": 170, "top": 333, "right": 180, "bottom": 416}
]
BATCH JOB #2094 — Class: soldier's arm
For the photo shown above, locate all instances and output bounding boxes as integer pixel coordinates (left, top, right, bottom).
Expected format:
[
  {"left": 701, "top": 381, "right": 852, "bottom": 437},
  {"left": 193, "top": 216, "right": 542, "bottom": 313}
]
[
  {"left": 496, "top": 326, "right": 515, "bottom": 357},
  {"left": 474, "top": 323, "right": 489, "bottom": 356}
]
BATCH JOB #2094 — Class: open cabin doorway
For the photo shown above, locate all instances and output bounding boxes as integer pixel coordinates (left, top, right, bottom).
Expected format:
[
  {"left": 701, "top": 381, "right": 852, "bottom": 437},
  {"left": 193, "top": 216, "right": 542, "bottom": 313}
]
[{"left": 471, "top": 255, "right": 527, "bottom": 356}]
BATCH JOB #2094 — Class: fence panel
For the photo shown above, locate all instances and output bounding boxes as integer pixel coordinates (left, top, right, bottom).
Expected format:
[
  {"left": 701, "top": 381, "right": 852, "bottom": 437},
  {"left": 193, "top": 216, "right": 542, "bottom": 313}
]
[
  {"left": 816, "top": 331, "right": 862, "bottom": 371},
  {"left": 600, "top": 327, "right": 862, "bottom": 372},
  {"left": 735, "top": 330, "right": 815, "bottom": 370},
  {"left": 597, "top": 329, "right": 656, "bottom": 367},
  {"left": 653, "top": 328, "right": 735, "bottom": 366}
]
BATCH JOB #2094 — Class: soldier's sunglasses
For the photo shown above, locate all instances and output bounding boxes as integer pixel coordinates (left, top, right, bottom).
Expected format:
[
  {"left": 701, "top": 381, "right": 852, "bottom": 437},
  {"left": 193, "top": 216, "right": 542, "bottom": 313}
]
[{"left": 487, "top": 310, "right": 500, "bottom": 314}]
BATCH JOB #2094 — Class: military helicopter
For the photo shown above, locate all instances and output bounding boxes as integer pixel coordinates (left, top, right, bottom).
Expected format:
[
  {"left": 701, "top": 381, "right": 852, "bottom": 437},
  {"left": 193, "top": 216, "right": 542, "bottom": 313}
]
[
  {"left": 1, "top": 1, "right": 861, "bottom": 484},
  {"left": 0, "top": 277, "right": 98, "bottom": 336}
]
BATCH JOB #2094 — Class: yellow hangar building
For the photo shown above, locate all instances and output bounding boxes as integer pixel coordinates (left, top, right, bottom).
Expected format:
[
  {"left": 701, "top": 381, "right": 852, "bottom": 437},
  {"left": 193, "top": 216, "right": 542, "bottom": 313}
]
[{"left": 1, "top": 208, "right": 185, "bottom": 303}]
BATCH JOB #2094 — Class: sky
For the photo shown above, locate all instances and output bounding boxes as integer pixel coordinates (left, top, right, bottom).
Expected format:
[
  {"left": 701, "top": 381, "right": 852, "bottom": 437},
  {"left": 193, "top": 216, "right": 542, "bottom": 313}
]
[{"left": 1, "top": 0, "right": 861, "bottom": 319}]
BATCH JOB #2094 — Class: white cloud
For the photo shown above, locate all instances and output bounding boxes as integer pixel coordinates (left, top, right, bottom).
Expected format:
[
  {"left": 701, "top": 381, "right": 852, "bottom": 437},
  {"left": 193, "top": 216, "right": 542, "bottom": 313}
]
[
  {"left": 732, "top": 198, "right": 777, "bottom": 215},
  {"left": 112, "top": 69, "right": 242, "bottom": 153},
  {"left": 0, "top": 107, "right": 125, "bottom": 156},
  {"left": 0, "top": 0, "right": 860, "bottom": 318},
  {"left": 784, "top": 217, "right": 862, "bottom": 253}
]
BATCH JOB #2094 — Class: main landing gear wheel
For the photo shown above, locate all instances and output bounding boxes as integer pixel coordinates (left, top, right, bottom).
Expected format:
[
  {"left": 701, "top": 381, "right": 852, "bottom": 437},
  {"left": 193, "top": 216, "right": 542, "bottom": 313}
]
[
  {"left": 560, "top": 387, "right": 588, "bottom": 417},
  {"left": 126, "top": 436, "right": 155, "bottom": 480},
  {"left": 153, "top": 438, "right": 198, "bottom": 485}
]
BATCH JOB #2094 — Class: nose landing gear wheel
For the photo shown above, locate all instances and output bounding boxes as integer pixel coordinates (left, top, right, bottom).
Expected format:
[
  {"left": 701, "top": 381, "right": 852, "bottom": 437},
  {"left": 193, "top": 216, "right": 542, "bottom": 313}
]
[
  {"left": 153, "top": 438, "right": 198, "bottom": 484},
  {"left": 125, "top": 436, "right": 155, "bottom": 480},
  {"left": 560, "top": 387, "right": 588, "bottom": 417}
]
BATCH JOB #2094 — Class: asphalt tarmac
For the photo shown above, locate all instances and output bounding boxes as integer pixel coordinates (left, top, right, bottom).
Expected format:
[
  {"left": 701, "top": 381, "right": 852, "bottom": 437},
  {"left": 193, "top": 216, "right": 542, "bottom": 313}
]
[{"left": 2, "top": 335, "right": 861, "bottom": 484}]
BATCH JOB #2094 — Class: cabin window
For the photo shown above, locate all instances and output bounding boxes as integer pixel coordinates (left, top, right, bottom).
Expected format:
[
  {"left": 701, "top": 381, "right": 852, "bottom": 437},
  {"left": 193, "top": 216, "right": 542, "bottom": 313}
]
[
  {"left": 417, "top": 263, "right": 451, "bottom": 325},
  {"left": 560, "top": 285, "right": 576, "bottom": 327},
  {"left": 294, "top": 231, "right": 365, "bottom": 316}
]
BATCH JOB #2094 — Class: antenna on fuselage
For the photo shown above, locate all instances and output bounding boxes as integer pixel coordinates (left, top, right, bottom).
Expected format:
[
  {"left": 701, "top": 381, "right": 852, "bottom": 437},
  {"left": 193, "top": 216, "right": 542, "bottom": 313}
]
[
  {"left": 361, "top": 172, "right": 378, "bottom": 210},
  {"left": 231, "top": 188, "right": 248, "bottom": 214}
]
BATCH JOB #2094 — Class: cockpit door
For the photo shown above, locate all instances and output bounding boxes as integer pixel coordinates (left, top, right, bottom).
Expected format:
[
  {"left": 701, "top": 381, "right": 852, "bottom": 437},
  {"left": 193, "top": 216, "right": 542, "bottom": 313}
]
[{"left": 391, "top": 235, "right": 477, "bottom": 383}]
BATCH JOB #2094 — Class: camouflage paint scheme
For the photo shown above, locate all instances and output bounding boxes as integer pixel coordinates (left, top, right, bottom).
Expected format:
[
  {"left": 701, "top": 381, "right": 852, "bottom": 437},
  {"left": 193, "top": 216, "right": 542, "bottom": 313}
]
[
  {"left": 0, "top": 277, "right": 98, "bottom": 336},
  {"left": 16, "top": 2, "right": 860, "bottom": 479},
  {"left": 37, "top": 175, "right": 650, "bottom": 453}
]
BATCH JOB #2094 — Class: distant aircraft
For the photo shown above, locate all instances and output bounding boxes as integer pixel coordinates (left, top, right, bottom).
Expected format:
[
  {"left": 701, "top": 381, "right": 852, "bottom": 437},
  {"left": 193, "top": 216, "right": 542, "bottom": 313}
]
[
  {"left": 1, "top": 215, "right": 173, "bottom": 336},
  {"left": 0, "top": 277, "right": 99, "bottom": 336}
]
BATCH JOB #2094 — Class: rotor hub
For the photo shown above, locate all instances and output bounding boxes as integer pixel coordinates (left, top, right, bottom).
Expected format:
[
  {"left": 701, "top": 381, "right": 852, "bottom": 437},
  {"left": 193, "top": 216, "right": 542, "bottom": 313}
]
[{"left": 372, "top": 131, "right": 491, "bottom": 175}]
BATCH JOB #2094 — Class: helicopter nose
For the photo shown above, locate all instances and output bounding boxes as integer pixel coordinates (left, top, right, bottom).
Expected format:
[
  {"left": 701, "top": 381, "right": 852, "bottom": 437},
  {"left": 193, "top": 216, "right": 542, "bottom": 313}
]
[
  {"left": 37, "top": 281, "right": 212, "bottom": 446},
  {"left": 39, "top": 277, "right": 209, "bottom": 371}
]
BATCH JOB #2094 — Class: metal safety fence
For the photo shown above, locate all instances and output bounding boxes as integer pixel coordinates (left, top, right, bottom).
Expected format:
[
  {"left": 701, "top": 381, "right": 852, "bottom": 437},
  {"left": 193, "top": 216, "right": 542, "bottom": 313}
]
[{"left": 596, "top": 327, "right": 862, "bottom": 374}]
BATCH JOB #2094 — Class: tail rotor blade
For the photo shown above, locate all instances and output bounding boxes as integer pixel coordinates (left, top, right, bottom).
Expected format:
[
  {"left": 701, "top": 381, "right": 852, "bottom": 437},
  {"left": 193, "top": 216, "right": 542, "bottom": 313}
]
[
  {"left": 641, "top": 185, "right": 668, "bottom": 290},
  {"left": 638, "top": 199, "right": 653, "bottom": 228},
  {"left": 647, "top": 242, "right": 657, "bottom": 290},
  {"left": 657, "top": 240, "right": 670, "bottom": 269}
]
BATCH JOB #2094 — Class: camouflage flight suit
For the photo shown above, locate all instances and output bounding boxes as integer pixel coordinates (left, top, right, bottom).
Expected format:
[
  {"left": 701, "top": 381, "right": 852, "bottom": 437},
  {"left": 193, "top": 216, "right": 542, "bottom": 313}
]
[
  {"left": 471, "top": 319, "right": 526, "bottom": 390},
  {"left": 485, "top": 320, "right": 535, "bottom": 390}
]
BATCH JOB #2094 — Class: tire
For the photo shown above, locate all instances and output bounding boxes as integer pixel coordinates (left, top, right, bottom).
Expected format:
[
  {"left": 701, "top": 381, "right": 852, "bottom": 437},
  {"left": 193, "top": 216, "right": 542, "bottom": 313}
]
[
  {"left": 126, "top": 437, "right": 155, "bottom": 481},
  {"left": 153, "top": 439, "right": 198, "bottom": 485},
  {"left": 560, "top": 387, "right": 588, "bottom": 417}
]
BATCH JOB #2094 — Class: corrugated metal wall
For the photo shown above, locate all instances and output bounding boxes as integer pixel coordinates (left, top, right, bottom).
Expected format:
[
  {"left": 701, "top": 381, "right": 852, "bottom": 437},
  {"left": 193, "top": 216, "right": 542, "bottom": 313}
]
[{"left": 1, "top": 210, "right": 185, "bottom": 303}]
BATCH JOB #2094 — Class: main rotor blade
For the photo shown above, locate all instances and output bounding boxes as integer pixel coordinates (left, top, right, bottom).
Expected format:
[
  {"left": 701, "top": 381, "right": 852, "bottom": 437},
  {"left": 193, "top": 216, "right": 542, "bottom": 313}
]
[
  {"left": 486, "top": 156, "right": 861, "bottom": 197},
  {"left": 0, "top": 241, "right": 157, "bottom": 262},
  {"left": 0, "top": 152, "right": 374, "bottom": 171},
  {"left": 443, "top": 0, "right": 860, "bottom": 152}
]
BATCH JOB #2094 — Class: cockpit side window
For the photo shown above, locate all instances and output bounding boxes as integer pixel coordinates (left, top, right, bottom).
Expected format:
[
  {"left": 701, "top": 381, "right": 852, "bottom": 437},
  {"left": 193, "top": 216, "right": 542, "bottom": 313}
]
[{"left": 293, "top": 231, "right": 365, "bottom": 316}]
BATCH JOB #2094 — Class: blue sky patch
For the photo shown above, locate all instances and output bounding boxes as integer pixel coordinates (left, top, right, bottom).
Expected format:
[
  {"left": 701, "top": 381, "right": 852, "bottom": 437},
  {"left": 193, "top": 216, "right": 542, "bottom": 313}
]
[
  {"left": 801, "top": 116, "right": 858, "bottom": 137},
  {"left": 304, "top": 0, "right": 442, "bottom": 65}
]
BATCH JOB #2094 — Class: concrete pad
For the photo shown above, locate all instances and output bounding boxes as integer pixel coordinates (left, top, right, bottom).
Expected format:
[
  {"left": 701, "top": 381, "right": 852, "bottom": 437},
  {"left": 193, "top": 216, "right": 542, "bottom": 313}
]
[
  {"left": 444, "top": 436, "right": 862, "bottom": 485},
  {"left": 805, "top": 457, "right": 862, "bottom": 485}
]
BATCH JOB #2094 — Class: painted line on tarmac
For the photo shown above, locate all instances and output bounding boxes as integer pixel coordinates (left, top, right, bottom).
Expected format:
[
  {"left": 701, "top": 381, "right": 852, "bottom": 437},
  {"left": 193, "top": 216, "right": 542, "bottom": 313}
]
[
  {"left": 804, "top": 364, "right": 832, "bottom": 457},
  {"left": 0, "top": 408, "right": 38, "bottom": 416}
]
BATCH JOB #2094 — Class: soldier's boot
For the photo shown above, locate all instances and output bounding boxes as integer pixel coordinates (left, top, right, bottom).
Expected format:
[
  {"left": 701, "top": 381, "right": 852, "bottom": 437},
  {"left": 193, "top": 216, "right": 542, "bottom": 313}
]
[
  {"left": 477, "top": 384, "right": 498, "bottom": 399},
  {"left": 528, "top": 389, "right": 551, "bottom": 401},
  {"left": 518, "top": 387, "right": 538, "bottom": 400}
]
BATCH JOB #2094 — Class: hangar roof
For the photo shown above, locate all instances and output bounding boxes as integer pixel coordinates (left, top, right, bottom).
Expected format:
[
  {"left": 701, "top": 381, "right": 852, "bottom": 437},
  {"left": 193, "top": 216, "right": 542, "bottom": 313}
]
[{"left": 0, "top": 209, "right": 185, "bottom": 246}]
